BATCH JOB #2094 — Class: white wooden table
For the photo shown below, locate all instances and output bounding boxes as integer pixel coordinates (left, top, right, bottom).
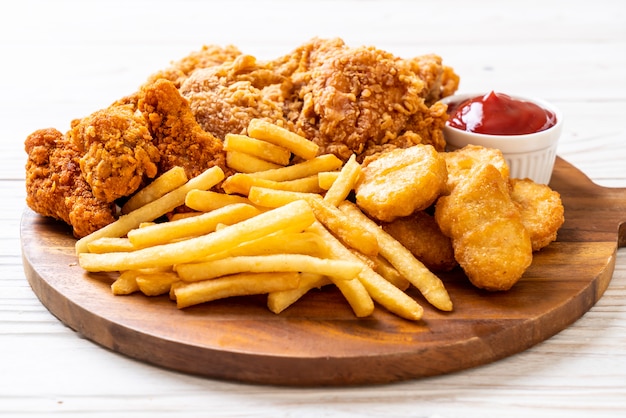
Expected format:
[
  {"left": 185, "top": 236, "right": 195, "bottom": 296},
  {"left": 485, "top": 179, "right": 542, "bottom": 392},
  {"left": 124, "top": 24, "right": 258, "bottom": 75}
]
[{"left": 2, "top": 1, "right": 625, "bottom": 416}]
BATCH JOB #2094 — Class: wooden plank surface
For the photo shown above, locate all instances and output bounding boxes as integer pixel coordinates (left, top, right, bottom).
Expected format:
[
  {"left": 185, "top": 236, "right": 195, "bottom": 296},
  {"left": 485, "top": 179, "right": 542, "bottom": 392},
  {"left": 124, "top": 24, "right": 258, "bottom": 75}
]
[
  {"left": 3, "top": 0, "right": 626, "bottom": 416},
  {"left": 20, "top": 158, "right": 626, "bottom": 386}
]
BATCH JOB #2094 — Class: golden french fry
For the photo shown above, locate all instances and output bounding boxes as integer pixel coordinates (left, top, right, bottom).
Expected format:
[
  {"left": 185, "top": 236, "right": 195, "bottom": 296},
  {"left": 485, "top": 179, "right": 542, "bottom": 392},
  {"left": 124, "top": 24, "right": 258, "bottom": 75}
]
[
  {"left": 247, "top": 187, "right": 379, "bottom": 256},
  {"left": 226, "top": 151, "right": 283, "bottom": 173},
  {"left": 111, "top": 270, "right": 140, "bottom": 295},
  {"left": 75, "top": 166, "right": 225, "bottom": 254},
  {"left": 309, "top": 222, "right": 423, "bottom": 320},
  {"left": 248, "top": 154, "right": 343, "bottom": 182},
  {"left": 87, "top": 237, "right": 135, "bottom": 253},
  {"left": 127, "top": 203, "right": 261, "bottom": 248},
  {"left": 267, "top": 273, "right": 330, "bottom": 314},
  {"left": 202, "top": 231, "right": 329, "bottom": 261},
  {"left": 323, "top": 154, "right": 361, "bottom": 206},
  {"left": 174, "top": 272, "right": 300, "bottom": 309},
  {"left": 222, "top": 173, "right": 323, "bottom": 196},
  {"left": 185, "top": 189, "right": 256, "bottom": 212},
  {"left": 135, "top": 270, "right": 180, "bottom": 296},
  {"left": 339, "top": 201, "right": 452, "bottom": 312},
  {"left": 79, "top": 199, "right": 316, "bottom": 272},
  {"left": 318, "top": 171, "right": 340, "bottom": 190},
  {"left": 121, "top": 166, "right": 188, "bottom": 214},
  {"left": 332, "top": 276, "right": 374, "bottom": 318},
  {"left": 224, "top": 134, "right": 291, "bottom": 165},
  {"left": 247, "top": 187, "right": 313, "bottom": 208},
  {"left": 169, "top": 212, "right": 201, "bottom": 221},
  {"left": 247, "top": 118, "right": 319, "bottom": 160},
  {"left": 371, "top": 255, "right": 410, "bottom": 291},
  {"left": 175, "top": 254, "right": 364, "bottom": 283}
]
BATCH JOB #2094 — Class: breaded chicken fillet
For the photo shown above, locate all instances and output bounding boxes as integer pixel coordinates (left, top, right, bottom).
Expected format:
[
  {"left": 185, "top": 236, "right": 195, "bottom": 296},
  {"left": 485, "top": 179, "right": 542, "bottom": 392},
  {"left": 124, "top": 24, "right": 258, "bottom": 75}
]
[{"left": 435, "top": 164, "right": 533, "bottom": 291}]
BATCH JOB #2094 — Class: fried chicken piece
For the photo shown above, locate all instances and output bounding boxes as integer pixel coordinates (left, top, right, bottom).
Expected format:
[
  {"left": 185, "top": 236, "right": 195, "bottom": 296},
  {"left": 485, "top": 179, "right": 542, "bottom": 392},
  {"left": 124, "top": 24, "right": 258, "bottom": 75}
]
[
  {"left": 381, "top": 211, "right": 456, "bottom": 272},
  {"left": 510, "top": 178, "right": 564, "bottom": 251},
  {"left": 25, "top": 128, "right": 116, "bottom": 238},
  {"left": 180, "top": 54, "right": 289, "bottom": 140},
  {"left": 355, "top": 144, "right": 448, "bottom": 222},
  {"left": 69, "top": 104, "right": 160, "bottom": 203},
  {"left": 147, "top": 44, "right": 243, "bottom": 88},
  {"left": 435, "top": 164, "right": 533, "bottom": 291},
  {"left": 284, "top": 39, "right": 452, "bottom": 161},
  {"left": 138, "top": 78, "right": 229, "bottom": 179},
  {"left": 406, "top": 54, "right": 460, "bottom": 105},
  {"left": 443, "top": 144, "right": 510, "bottom": 192}
]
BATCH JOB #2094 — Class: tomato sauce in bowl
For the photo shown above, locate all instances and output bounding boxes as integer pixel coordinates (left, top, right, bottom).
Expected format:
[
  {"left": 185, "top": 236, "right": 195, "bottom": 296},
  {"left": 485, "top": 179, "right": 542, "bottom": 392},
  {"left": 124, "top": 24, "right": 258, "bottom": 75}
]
[
  {"left": 446, "top": 91, "right": 557, "bottom": 135},
  {"left": 439, "top": 92, "right": 563, "bottom": 184}
]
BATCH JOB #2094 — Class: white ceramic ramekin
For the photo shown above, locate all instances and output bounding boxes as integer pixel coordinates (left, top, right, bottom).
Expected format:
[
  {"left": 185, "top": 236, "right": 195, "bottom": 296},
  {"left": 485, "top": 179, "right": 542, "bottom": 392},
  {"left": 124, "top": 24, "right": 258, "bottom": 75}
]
[{"left": 439, "top": 93, "right": 563, "bottom": 184}]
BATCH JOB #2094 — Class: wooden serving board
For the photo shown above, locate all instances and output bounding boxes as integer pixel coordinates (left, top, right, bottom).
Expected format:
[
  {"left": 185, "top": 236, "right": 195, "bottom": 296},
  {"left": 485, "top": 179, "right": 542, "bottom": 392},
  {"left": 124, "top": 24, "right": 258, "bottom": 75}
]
[{"left": 21, "top": 157, "right": 626, "bottom": 386}]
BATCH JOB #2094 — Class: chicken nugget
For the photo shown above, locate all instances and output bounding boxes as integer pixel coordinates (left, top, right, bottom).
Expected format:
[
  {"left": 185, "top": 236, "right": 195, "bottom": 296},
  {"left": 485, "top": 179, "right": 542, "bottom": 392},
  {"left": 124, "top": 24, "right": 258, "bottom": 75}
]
[
  {"left": 355, "top": 144, "right": 448, "bottom": 222},
  {"left": 510, "top": 178, "right": 564, "bottom": 251},
  {"left": 381, "top": 211, "right": 456, "bottom": 272},
  {"left": 435, "top": 164, "right": 532, "bottom": 291},
  {"left": 443, "top": 144, "right": 509, "bottom": 192}
]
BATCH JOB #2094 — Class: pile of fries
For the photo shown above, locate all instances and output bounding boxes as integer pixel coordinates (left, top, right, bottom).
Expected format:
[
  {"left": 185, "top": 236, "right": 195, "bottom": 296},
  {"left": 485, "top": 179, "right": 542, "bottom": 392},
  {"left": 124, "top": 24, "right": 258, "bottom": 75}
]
[{"left": 77, "top": 119, "right": 453, "bottom": 321}]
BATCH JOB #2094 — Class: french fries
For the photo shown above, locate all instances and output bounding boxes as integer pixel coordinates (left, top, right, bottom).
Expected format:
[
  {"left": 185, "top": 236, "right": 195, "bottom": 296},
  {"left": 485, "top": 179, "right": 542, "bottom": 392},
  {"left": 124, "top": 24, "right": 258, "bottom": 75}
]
[
  {"left": 174, "top": 272, "right": 300, "bottom": 309},
  {"left": 75, "top": 165, "right": 225, "bottom": 254},
  {"left": 79, "top": 199, "right": 315, "bottom": 272},
  {"left": 309, "top": 222, "right": 423, "bottom": 320},
  {"left": 121, "top": 166, "right": 188, "bottom": 214},
  {"left": 222, "top": 173, "right": 323, "bottom": 195},
  {"left": 127, "top": 203, "right": 260, "bottom": 248},
  {"left": 78, "top": 119, "right": 454, "bottom": 321},
  {"left": 226, "top": 150, "right": 283, "bottom": 173},
  {"left": 247, "top": 188, "right": 379, "bottom": 256},
  {"left": 246, "top": 118, "right": 319, "bottom": 160},
  {"left": 323, "top": 154, "right": 361, "bottom": 206},
  {"left": 175, "top": 254, "right": 364, "bottom": 282},
  {"left": 339, "top": 201, "right": 453, "bottom": 312},
  {"left": 267, "top": 273, "right": 330, "bottom": 314},
  {"left": 224, "top": 133, "right": 291, "bottom": 166}
]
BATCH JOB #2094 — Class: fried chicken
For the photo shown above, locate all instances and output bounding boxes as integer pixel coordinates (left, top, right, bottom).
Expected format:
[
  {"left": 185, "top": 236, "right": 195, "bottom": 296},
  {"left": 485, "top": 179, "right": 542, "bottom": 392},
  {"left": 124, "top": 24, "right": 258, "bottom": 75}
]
[
  {"left": 25, "top": 78, "right": 230, "bottom": 238},
  {"left": 355, "top": 144, "right": 448, "bottom": 222},
  {"left": 435, "top": 164, "right": 533, "bottom": 291},
  {"left": 175, "top": 38, "right": 459, "bottom": 161},
  {"left": 68, "top": 103, "right": 160, "bottom": 203},
  {"left": 138, "top": 78, "right": 229, "bottom": 179},
  {"left": 147, "top": 44, "right": 243, "bottom": 88},
  {"left": 381, "top": 211, "right": 456, "bottom": 272},
  {"left": 180, "top": 54, "right": 289, "bottom": 140},
  {"left": 443, "top": 144, "right": 510, "bottom": 192},
  {"left": 277, "top": 38, "right": 456, "bottom": 161},
  {"left": 25, "top": 128, "right": 116, "bottom": 237},
  {"left": 510, "top": 178, "right": 564, "bottom": 251},
  {"left": 24, "top": 38, "right": 459, "bottom": 238}
]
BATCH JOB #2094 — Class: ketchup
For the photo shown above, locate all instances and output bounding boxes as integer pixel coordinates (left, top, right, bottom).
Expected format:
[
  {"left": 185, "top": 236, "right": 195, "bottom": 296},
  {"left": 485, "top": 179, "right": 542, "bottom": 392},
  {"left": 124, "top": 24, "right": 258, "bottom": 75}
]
[{"left": 447, "top": 91, "right": 557, "bottom": 135}]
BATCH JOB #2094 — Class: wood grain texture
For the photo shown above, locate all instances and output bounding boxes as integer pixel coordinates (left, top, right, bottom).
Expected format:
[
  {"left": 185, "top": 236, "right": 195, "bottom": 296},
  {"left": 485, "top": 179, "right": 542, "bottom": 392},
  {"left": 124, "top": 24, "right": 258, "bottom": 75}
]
[{"left": 20, "top": 158, "right": 625, "bottom": 386}]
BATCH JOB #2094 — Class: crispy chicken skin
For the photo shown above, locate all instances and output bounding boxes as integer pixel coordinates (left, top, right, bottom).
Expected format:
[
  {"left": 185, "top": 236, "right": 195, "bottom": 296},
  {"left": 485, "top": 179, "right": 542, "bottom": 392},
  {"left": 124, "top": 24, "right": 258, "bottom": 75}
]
[
  {"left": 178, "top": 37, "right": 459, "bottom": 161},
  {"left": 278, "top": 38, "right": 454, "bottom": 161},
  {"left": 180, "top": 54, "right": 289, "bottom": 140},
  {"left": 69, "top": 104, "right": 160, "bottom": 203},
  {"left": 138, "top": 78, "right": 230, "bottom": 179},
  {"left": 146, "top": 44, "right": 243, "bottom": 88},
  {"left": 24, "top": 79, "right": 230, "bottom": 238},
  {"left": 25, "top": 128, "right": 116, "bottom": 237}
]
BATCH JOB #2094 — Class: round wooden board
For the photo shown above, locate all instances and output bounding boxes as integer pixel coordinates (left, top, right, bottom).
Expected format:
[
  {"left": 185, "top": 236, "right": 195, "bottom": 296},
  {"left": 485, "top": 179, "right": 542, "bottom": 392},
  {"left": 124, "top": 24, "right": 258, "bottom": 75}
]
[{"left": 21, "top": 157, "right": 626, "bottom": 386}]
